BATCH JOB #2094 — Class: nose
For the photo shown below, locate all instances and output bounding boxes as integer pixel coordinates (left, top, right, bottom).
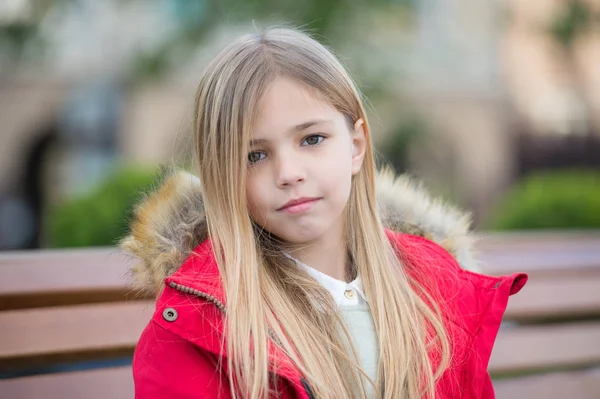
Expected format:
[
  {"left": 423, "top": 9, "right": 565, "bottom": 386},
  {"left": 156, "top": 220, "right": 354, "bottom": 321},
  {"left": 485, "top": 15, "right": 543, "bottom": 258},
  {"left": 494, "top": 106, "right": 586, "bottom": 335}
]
[{"left": 275, "top": 153, "right": 305, "bottom": 188}]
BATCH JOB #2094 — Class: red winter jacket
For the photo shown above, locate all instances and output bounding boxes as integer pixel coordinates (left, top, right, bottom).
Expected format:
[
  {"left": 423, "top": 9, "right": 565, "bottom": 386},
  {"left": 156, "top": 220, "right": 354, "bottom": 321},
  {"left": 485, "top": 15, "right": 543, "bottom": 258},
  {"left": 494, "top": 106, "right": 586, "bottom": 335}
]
[{"left": 121, "top": 171, "right": 527, "bottom": 399}]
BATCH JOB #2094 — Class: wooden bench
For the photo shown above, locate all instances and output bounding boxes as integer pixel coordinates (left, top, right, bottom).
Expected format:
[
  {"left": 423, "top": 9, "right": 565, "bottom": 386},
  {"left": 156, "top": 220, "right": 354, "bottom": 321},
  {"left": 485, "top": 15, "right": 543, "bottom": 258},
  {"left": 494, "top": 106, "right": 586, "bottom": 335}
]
[
  {"left": 0, "top": 248, "right": 151, "bottom": 399},
  {"left": 482, "top": 232, "right": 600, "bottom": 398},
  {"left": 0, "top": 232, "right": 599, "bottom": 398}
]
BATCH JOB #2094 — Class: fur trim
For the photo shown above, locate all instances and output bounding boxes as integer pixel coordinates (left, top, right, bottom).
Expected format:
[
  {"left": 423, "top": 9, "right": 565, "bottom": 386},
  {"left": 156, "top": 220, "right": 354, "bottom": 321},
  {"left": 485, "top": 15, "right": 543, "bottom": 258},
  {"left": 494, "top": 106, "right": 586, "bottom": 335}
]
[
  {"left": 120, "top": 169, "right": 478, "bottom": 294},
  {"left": 120, "top": 171, "right": 207, "bottom": 296},
  {"left": 375, "top": 169, "right": 478, "bottom": 273}
]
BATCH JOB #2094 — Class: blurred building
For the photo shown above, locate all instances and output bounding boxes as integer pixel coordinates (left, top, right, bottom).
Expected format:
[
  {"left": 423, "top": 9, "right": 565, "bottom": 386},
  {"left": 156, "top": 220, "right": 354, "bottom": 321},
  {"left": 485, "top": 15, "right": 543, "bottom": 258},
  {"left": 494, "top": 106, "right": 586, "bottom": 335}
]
[
  {"left": 392, "top": 0, "right": 600, "bottom": 220},
  {"left": 1, "top": 0, "right": 599, "bottom": 249}
]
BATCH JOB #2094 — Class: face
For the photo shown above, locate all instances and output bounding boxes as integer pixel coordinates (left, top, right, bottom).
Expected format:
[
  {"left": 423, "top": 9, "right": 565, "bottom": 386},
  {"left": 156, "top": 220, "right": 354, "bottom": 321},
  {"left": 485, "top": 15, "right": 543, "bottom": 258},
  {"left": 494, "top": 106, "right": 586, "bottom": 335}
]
[{"left": 246, "top": 77, "right": 366, "bottom": 246}]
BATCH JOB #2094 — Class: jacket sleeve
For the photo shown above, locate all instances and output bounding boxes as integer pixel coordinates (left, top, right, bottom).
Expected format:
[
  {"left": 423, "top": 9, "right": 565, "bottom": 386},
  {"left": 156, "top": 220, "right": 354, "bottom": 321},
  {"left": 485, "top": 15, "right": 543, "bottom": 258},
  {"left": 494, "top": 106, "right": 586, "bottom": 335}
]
[
  {"left": 394, "top": 233, "right": 527, "bottom": 399},
  {"left": 133, "top": 319, "right": 232, "bottom": 399},
  {"left": 462, "top": 271, "right": 527, "bottom": 399}
]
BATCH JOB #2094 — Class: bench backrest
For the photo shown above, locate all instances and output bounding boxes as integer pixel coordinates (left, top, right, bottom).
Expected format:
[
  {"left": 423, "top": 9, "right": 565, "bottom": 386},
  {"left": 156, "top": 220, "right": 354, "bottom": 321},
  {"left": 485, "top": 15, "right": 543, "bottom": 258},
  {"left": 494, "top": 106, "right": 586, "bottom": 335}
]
[
  {"left": 1, "top": 232, "right": 599, "bottom": 399},
  {"left": 483, "top": 232, "right": 600, "bottom": 399}
]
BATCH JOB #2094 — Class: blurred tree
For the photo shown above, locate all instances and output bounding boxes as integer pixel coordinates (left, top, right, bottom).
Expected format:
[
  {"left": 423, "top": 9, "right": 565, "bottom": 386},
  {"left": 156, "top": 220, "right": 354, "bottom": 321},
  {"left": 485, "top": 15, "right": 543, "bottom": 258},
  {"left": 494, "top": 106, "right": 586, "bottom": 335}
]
[
  {"left": 0, "top": 0, "right": 52, "bottom": 68},
  {"left": 549, "top": 0, "right": 593, "bottom": 49},
  {"left": 1, "top": 0, "right": 417, "bottom": 90},
  {"left": 129, "top": 0, "right": 417, "bottom": 83}
]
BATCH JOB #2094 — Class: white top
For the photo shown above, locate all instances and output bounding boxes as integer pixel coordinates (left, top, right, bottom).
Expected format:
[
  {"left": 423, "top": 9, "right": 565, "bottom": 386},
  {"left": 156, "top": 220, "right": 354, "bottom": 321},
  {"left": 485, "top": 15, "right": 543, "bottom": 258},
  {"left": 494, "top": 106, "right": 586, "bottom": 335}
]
[
  {"left": 340, "top": 304, "right": 379, "bottom": 398},
  {"left": 287, "top": 255, "right": 368, "bottom": 307},
  {"left": 286, "top": 254, "right": 379, "bottom": 397}
]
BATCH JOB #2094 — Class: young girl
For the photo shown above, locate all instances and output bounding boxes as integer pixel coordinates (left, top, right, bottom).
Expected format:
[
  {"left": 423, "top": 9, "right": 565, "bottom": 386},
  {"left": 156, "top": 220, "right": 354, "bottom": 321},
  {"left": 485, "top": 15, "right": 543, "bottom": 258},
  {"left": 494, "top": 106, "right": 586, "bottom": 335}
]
[{"left": 121, "top": 27, "right": 527, "bottom": 399}]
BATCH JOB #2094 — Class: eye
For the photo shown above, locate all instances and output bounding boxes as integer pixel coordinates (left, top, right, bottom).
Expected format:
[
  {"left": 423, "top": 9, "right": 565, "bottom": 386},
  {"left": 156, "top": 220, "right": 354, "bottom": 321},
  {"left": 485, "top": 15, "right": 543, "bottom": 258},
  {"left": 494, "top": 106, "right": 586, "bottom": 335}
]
[
  {"left": 248, "top": 151, "right": 266, "bottom": 164},
  {"left": 302, "top": 135, "right": 325, "bottom": 146}
]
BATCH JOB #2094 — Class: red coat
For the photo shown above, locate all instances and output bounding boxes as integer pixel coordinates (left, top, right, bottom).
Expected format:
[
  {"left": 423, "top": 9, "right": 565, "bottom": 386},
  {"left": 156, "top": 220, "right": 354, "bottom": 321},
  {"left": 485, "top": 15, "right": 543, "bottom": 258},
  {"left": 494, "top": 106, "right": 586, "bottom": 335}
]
[{"left": 132, "top": 231, "right": 527, "bottom": 399}]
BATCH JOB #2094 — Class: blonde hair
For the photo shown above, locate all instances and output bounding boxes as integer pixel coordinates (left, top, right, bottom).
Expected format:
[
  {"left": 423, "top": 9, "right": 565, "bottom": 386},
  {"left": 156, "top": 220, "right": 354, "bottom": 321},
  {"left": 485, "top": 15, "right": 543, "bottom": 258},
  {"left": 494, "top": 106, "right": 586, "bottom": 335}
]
[{"left": 193, "top": 26, "right": 450, "bottom": 398}]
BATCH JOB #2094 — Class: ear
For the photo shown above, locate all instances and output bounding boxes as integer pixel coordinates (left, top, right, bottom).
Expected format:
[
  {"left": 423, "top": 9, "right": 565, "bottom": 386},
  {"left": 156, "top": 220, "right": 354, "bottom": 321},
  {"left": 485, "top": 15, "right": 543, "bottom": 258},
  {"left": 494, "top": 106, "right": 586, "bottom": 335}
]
[{"left": 351, "top": 118, "right": 367, "bottom": 176}]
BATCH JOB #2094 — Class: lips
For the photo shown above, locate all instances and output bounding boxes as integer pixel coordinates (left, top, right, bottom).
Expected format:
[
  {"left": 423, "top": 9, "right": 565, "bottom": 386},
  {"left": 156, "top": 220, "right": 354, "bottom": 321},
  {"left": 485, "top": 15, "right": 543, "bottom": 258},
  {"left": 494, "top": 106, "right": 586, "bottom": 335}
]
[{"left": 277, "top": 197, "right": 321, "bottom": 213}]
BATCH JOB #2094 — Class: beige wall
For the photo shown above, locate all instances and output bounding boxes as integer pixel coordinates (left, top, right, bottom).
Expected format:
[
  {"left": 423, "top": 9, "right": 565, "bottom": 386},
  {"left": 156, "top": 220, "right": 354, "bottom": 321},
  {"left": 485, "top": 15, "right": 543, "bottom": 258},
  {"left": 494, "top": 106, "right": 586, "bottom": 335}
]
[
  {"left": 120, "top": 84, "right": 195, "bottom": 166},
  {"left": 0, "top": 78, "right": 68, "bottom": 193},
  {"left": 403, "top": 91, "right": 514, "bottom": 225},
  {"left": 501, "top": 0, "right": 600, "bottom": 135}
]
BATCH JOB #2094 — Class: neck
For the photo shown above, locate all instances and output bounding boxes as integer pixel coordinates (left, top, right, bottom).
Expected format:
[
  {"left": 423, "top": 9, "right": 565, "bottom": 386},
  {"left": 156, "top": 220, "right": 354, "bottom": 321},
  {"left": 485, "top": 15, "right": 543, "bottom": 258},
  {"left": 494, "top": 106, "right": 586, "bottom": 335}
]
[{"left": 288, "top": 222, "right": 349, "bottom": 282}]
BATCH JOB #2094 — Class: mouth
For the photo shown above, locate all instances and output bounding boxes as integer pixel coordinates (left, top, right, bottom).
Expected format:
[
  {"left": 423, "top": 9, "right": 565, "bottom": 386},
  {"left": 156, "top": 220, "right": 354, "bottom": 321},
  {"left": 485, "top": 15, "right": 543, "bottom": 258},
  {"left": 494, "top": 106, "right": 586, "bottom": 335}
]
[{"left": 277, "top": 197, "right": 321, "bottom": 213}]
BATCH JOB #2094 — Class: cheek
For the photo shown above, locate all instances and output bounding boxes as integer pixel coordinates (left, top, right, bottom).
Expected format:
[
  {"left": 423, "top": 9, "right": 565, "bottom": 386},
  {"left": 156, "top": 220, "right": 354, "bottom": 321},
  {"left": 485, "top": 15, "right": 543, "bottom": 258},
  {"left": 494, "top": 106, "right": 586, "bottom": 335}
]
[
  {"left": 319, "top": 145, "right": 354, "bottom": 198},
  {"left": 323, "top": 141, "right": 354, "bottom": 179},
  {"left": 246, "top": 174, "right": 268, "bottom": 221}
]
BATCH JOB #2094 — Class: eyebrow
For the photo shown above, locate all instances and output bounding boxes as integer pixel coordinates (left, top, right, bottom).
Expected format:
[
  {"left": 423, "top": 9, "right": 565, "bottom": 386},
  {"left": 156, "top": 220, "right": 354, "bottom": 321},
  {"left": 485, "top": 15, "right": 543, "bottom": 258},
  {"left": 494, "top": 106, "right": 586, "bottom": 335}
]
[{"left": 249, "top": 119, "right": 333, "bottom": 146}]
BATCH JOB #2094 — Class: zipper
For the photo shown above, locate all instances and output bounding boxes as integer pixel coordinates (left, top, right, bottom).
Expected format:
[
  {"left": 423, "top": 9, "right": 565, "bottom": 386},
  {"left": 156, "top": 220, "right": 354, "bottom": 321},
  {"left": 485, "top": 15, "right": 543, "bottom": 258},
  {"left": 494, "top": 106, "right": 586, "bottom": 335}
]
[
  {"left": 169, "top": 281, "right": 226, "bottom": 313},
  {"left": 169, "top": 281, "right": 315, "bottom": 398}
]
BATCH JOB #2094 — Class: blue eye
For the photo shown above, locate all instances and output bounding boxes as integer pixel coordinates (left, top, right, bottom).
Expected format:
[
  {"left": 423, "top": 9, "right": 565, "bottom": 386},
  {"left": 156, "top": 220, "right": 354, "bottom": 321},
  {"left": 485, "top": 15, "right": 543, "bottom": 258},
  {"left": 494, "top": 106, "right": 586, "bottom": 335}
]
[
  {"left": 302, "top": 135, "right": 324, "bottom": 146},
  {"left": 248, "top": 151, "right": 266, "bottom": 164}
]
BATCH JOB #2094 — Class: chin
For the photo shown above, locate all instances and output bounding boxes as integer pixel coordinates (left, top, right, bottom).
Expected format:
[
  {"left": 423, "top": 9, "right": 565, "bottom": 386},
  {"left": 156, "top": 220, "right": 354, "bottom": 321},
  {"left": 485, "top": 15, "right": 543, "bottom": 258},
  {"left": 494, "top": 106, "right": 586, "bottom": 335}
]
[{"left": 277, "top": 227, "right": 329, "bottom": 245}]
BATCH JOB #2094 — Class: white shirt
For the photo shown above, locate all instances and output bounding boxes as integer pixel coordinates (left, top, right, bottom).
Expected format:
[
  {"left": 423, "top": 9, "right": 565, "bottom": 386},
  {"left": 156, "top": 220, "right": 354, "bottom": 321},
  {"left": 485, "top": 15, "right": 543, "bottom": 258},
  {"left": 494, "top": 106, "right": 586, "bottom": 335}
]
[
  {"left": 285, "top": 253, "right": 379, "bottom": 397},
  {"left": 285, "top": 254, "right": 368, "bottom": 307}
]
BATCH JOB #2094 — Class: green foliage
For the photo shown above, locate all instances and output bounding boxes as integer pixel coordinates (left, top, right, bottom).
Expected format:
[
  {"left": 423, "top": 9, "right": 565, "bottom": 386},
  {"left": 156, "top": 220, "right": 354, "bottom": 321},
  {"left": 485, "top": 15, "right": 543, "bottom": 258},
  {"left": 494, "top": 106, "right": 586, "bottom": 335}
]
[
  {"left": 0, "top": 22, "right": 41, "bottom": 63},
  {"left": 46, "top": 166, "right": 159, "bottom": 248},
  {"left": 488, "top": 170, "right": 600, "bottom": 230},
  {"left": 548, "top": 0, "right": 593, "bottom": 49}
]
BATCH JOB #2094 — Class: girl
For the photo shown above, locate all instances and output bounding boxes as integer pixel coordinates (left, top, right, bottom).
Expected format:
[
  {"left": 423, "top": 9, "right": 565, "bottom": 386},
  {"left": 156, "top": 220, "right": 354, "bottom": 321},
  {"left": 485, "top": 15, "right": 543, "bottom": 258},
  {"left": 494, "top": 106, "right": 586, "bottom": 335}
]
[{"left": 121, "top": 27, "right": 527, "bottom": 399}]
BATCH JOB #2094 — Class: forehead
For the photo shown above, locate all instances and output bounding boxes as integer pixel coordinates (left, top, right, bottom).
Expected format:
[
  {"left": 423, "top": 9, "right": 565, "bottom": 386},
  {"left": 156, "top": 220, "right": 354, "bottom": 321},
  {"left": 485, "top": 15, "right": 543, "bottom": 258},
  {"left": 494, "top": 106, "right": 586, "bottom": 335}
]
[{"left": 253, "top": 77, "right": 343, "bottom": 136}]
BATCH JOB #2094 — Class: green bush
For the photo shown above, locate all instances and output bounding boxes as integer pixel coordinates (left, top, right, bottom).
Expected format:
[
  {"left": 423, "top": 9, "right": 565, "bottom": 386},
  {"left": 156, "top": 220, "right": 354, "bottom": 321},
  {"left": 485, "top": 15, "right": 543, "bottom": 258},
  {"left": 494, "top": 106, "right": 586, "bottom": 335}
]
[
  {"left": 46, "top": 166, "right": 159, "bottom": 248},
  {"left": 488, "top": 170, "right": 600, "bottom": 230}
]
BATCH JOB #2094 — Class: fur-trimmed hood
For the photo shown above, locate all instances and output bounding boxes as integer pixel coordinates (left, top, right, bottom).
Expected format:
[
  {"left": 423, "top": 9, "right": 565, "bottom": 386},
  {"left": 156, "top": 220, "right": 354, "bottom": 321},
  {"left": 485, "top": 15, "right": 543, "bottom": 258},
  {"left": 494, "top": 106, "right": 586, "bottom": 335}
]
[{"left": 120, "top": 169, "right": 478, "bottom": 295}]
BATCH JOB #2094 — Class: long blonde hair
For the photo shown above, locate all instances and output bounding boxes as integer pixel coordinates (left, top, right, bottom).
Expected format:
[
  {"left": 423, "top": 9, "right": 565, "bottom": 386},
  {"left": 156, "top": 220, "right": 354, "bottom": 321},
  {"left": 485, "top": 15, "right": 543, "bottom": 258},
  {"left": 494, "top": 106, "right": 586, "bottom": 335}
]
[{"left": 193, "top": 26, "right": 450, "bottom": 398}]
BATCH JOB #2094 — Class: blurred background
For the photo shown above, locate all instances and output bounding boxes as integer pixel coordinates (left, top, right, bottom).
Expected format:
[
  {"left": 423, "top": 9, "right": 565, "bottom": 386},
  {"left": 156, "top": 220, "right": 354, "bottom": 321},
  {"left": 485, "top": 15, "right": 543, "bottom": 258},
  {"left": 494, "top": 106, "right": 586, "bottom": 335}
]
[{"left": 1, "top": 0, "right": 600, "bottom": 250}]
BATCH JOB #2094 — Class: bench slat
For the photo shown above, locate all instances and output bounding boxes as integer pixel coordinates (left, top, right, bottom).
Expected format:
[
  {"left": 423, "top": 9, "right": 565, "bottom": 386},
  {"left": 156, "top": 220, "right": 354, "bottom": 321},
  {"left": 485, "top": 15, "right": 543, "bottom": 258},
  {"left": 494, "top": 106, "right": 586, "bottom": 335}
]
[
  {"left": 1, "top": 235, "right": 599, "bottom": 309},
  {"left": 493, "top": 369, "right": 600, "bottom": 399},
  {"left": 0, "top": 301, "right": 153, "bottom": 371},
  {"left": 3, "top": 297, "right": 598, "bottom": 376},
  {"left": 479, "top": 242, "right": 600, "bottom": 276},
  {"left": 475, "top": 231, "right": 600, "bottom": 252},
  {"left": 504, "top": 275, "right": 600, "bottom": 321},
  {"left": 0, "top": 248, "right": 143, "bottom": 310},
  {"left": 490, "top": 321, "right": 600, "bottom": 374},
  {"left": 0, "top": 366, "right": 133, "bottom": 399},
  {"left": 475, "top": 232, "right": 600, "bottom": 276},
  {"left": 3, "top": 365, "right": 599, "bottom": 399},
  {"left": 482, "top": 252, "right": 600, "bottom": 276}
]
